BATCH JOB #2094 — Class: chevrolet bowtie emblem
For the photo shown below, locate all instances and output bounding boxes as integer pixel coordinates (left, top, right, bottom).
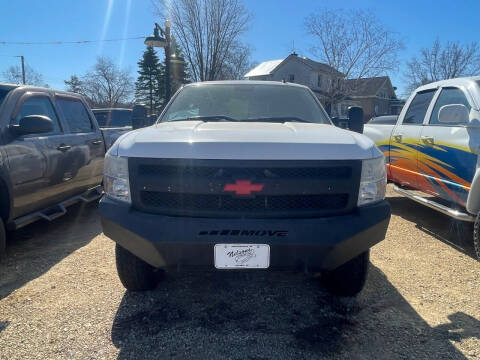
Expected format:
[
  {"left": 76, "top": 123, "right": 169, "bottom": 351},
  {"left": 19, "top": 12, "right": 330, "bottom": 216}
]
[{"left": 223, "top": 180, "right": 264, "bottom": 196}]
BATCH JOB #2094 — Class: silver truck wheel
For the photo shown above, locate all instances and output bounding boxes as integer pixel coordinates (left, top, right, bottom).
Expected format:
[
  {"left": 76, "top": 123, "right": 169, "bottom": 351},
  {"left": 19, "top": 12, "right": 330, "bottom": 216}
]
[
  {"left": 321, "top": 250, "right": 370, "bottom": 296},
  {"left": 115, "top": 244, "right": 162, "bottom": 291},
  {"left": 473, "top": 213, "right": 480, "bottom": 261}
]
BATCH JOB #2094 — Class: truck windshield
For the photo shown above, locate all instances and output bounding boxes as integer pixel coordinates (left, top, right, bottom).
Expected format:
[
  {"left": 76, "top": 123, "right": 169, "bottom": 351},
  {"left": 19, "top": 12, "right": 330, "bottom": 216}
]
[
  {"left": 161, "top": 84, "right": 330, "bottom": 124},
  {"left": 94, "top": 110, "right": 132, "bottom": 127},
  {"left": 0, "top": 89, "right": 10, "bottom": 107}
]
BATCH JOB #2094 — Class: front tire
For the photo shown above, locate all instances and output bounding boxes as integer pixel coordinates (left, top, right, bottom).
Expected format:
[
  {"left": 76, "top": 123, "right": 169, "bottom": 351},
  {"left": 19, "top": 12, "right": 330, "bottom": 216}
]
[
  {"left": 115, "top": 244, "right": 161, "bottom": 291},
  {"left": 0, "top": 218, "right": 5, "bottom": 259},
  {"left": 472, "top": 213, "right": 480, "bottom": 261},
  {"left": 321, "top": 250, "right": 370, "bottom": 296}
]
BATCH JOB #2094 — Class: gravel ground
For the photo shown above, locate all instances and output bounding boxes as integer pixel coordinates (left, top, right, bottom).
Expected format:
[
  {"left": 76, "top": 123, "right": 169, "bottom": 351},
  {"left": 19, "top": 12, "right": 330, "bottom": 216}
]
[{"left": 0, "top": 185, "right": 479, "bottom": 359}]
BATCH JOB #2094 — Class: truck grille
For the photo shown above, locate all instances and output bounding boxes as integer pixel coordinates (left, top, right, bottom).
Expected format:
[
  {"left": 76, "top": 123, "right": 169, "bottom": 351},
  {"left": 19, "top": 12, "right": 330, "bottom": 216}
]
[{"left": 129, "top": 158, "right": 361, "bottom": 218}]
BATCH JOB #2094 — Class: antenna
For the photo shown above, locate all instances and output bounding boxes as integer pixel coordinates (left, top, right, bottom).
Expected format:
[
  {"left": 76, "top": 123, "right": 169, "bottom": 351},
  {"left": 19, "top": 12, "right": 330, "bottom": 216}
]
[{"left": 290, "top": 40, "right": 297, "bottom": 56}]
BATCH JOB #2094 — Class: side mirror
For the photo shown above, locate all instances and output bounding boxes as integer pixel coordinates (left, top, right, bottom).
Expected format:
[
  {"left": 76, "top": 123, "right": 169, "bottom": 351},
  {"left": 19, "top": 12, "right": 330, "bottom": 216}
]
[
  {"left": 146, "top": 114, "right": 157, "bottom": 126},
  {"left": 331, "top": 116, "right": 349, "bottom": 129},
  {"left": 132, "top": 104, "right": 148, "bottom": 130},
  {"left": 347, "top": 106, "right": 364, "bottom": 133},
  {"left": 438, "top": 104, "right": 469, "bottom": 125},
  {"left": 14, "top": 115, "right": 54, "bottom": 136}
]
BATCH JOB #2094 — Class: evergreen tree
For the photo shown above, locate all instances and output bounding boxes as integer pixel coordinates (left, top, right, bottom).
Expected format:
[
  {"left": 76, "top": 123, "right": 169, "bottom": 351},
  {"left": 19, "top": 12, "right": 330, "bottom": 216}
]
[
  {"left": 64, "top": 75, "right": 83, "bottom": 93},
  {"left": 135, "top": 46, "right": 164, "bottom": 114}
]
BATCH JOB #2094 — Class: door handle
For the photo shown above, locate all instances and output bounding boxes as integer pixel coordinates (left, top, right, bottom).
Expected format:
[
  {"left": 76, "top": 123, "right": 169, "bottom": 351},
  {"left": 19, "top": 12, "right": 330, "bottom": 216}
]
[
  {"left": 421, "top": 136, "right": 434, "bottom": 145},
  {"left": 393, "top": 134, "right": 403, "bottom": 142},
  {"left": 92, "top": 140, "right": 103, "bottom": 145},
  {"left": 56, "top": 144, "right": 71, "bottom": 152}
]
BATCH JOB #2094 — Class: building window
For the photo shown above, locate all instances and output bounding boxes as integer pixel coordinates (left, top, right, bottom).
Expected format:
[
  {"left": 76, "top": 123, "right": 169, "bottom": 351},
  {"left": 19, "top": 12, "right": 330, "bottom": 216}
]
[
  {"left": 317, "top": 74, "right": 322, "bottom": 88},
  {"left": 289, "top": 74, "right": 295, "bottom": 82}
]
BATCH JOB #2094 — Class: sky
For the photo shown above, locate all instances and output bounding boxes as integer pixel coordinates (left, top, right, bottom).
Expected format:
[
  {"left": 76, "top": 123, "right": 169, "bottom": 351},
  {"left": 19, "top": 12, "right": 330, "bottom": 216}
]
[{"left": 1, "top": 0, "right": 479, "bottom": 97}]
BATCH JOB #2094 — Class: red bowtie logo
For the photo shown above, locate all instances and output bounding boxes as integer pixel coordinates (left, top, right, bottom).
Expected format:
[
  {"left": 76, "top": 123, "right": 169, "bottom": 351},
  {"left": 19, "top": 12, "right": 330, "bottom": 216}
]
[{"left": 223, "top": 180, "right": 264, "bottom": 196}]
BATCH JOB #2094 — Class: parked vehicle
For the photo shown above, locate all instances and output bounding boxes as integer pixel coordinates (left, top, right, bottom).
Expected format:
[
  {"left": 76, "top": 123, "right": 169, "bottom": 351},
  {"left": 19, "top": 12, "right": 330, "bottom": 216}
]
[
  {"left": 367, "top": 115, "right": 398, "bottom": 125},
  {"left": 92, "top": 108, "right": 133, "bottom": 149},
  {"left": 364, "top": 76, "right": 480, "bottom": 260},
  {"left": 0, "top": 83, "right": 107, "bottom": 256},
  {"left": 100, "top": 81, "right": 391, "bottom": 296}
]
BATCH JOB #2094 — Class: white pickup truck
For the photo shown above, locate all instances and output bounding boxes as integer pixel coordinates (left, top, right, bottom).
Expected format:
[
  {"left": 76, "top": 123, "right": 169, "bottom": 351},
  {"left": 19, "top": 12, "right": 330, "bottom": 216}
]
[
  {"left": 100, "top": 81, "right": 391, "bottom": 296},
  {"left": 364, "top": 76, "right": 480, "bottom": 260}
]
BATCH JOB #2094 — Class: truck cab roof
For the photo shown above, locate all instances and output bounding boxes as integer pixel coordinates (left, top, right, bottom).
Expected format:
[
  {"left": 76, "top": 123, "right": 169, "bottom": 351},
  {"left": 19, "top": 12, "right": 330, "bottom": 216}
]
[
  {"left": 0, "top": 82, "right": 85, "bottom": 99},
  {"left": 415, "top": 76, "right": 480, "bottom": 92}
]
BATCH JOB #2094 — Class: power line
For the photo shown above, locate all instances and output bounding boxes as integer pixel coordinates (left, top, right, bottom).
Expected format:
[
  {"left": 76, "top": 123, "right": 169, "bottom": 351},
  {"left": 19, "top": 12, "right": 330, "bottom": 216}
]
[{"left": 0, "top": 36, "right": 145, "bottom": 46}]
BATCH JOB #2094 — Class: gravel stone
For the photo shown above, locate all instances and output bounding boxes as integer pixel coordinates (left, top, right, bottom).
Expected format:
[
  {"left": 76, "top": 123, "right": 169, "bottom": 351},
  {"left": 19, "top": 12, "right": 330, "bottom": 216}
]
[{"left": 0, "top": 187, "right": 479, "bottom": 359}]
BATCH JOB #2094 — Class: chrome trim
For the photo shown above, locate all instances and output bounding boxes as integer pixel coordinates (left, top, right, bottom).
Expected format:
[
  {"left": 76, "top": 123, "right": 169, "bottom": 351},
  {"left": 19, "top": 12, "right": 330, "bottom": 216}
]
[{"left": 393, "top": 185, "right": 475, "bottom": 222}]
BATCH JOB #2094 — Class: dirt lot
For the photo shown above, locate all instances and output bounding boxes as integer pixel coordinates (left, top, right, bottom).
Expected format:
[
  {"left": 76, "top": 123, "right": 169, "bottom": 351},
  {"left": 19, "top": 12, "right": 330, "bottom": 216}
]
[{"left": 0, "top": 185, "right": 479, "bottom": 359}]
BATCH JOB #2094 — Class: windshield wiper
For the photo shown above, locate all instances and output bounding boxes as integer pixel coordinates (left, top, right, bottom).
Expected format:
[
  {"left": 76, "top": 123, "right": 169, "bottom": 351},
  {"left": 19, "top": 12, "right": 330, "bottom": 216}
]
[
  {"left": 244, "top": 116, "right": 311, "bottom": 123},
  {"left": 169, "top": 115, "right": 238, "bottom": 122}
]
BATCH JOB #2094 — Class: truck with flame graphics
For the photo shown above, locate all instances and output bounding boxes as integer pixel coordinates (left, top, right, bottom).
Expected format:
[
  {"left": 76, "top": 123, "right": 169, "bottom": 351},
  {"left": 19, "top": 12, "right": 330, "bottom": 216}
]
[{"left": 364, "top": 76, "right": 480, "bottom": 260}]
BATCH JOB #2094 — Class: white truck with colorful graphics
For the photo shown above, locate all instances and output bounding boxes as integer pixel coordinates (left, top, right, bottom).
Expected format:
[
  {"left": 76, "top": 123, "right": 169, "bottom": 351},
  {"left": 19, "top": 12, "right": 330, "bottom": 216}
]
[{"left": 364, "top": 76, "right": 480, "bottom": 260}]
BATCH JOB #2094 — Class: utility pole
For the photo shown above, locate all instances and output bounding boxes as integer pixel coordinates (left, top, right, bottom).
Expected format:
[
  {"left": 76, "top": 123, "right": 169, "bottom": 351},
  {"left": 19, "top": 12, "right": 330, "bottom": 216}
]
[
  {"left": 20, "top": 56, "right": 25, "bottom": 84},
  {"left": 15, "top": 56, "right": 26, "bottom": 84},
  {"left": 164, "top": 20, "right": 171, "bottom": 103}
]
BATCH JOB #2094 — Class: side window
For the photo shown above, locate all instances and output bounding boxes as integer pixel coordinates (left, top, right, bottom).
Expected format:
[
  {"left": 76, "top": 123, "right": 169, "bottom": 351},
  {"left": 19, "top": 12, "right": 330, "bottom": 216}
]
[
  {"left": 13, "top": 96, "right": 61, "bottom": 134},
  {"left": 56, "top": 98, "right": 93, "bottom": 133},
  {"left": 429, "top": 87, "right": 471, "bottom": 125},
  {"left": 402, "top": 90, "right": 436, "bottom": 125}
]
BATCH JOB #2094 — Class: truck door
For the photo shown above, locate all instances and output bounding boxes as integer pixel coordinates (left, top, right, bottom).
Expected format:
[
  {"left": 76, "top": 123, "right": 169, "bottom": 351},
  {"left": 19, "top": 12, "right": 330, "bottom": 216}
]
[
  {"left": 55, "top": 96, "right": 105, "bottom": 194},
  {"left": 5, "top": 94, "right": 72, "bottom": 218},
  {"left": 418, "top": 87, "right": 477, "bottom": 206},
  {"left": 389, "top": 89, "right": 437, "bottom": 188}
]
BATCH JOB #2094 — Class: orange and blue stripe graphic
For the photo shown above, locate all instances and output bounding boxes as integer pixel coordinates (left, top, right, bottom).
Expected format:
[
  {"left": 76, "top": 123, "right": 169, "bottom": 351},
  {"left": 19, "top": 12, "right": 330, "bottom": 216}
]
[{"left": 376, "top": 139, "right": 477, "bottom": 206}]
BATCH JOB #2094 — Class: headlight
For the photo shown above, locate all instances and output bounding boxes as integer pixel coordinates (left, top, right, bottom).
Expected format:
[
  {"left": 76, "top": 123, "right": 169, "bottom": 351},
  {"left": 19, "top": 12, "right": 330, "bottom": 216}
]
[
  {"left": 104, "top": 153, "right": 130, "bottom": 203},
  {"left": 357, "top": 156, "right": 386, "bottom": 206}
]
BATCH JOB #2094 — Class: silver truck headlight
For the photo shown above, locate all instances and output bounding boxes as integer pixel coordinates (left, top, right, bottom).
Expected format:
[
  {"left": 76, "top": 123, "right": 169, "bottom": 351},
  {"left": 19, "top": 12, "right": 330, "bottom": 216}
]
[
  {"left": 104, "top": 153, "right": 130, "bottom": 203},
  {"left": 358, "top": 156, "right": 386, "bottom": 206}
]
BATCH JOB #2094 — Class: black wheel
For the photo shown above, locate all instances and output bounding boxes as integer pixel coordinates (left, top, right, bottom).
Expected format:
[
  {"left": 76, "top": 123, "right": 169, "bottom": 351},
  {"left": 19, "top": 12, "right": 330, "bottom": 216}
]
[
  {"left": 115, "top": 244, "right": 162, "bottom": 291},
  {"left": 321, "top": 250, "right": 370, "bottom": 296},
  {"left": 0, "top": 218, "right": 5, "bottom": 259},
  {"left": 473, "top": 213, "right": 480, "bottom": 261}
]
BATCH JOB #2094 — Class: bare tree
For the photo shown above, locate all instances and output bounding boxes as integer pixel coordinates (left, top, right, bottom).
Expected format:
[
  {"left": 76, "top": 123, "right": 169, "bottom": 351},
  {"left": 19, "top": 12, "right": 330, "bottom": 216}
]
[
  {"left": 81, "top": 57, "right": 134, "bottom": 107},
  {"left": 405, "top": 39, "right": 480, "bottom": 93},
  {"left": 217, "top": 42, "right": 256, "bottom": 80},
  {"left": 2, "top": 64, "right": 45, "bottom": 86},
  {"left": 305, "top": 8, "right": 403, "bottom": 106},
  {"left": 154, "top": 0, "right": 251, "bottom": 81}
]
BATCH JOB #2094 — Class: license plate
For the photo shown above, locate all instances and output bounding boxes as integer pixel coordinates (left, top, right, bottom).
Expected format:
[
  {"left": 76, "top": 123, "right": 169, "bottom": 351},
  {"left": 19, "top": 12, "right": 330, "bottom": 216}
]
[{"left": 214, "top": 244, "right": 270, "bottom": 269}]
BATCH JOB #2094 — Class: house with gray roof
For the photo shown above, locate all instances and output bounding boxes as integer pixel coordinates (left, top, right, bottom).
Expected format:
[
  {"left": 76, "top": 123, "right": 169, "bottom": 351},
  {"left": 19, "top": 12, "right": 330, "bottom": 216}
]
[
  {"left": 244, "top": 53, "right": 342, "bottom": 106},
  {"left": 339, "top": 77, "right": 405, "bottom": 121},
  {"left": 245, "top": 54, "right": 404, "bottom": 121}
]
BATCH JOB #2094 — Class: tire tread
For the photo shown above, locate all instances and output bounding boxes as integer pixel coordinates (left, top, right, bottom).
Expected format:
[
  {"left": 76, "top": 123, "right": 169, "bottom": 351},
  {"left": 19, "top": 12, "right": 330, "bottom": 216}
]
[
  {"left": 321, "top": 250, "right": 370, "bottom": 296},
  {"left": 115, "top": 244, "right": 160, "bottom": 291},
  {"left": 473, "top": 213, "right": 480, "bottom": 261}
]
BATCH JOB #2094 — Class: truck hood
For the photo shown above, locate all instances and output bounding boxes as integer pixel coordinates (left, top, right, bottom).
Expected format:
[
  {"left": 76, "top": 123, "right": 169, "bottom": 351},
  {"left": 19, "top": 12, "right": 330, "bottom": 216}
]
[{"left": 113, "top": 121, "right": 380, "bottom": 160}]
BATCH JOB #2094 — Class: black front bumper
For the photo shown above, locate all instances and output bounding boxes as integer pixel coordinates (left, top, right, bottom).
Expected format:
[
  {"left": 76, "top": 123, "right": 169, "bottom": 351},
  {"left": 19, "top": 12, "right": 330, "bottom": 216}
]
[{"left": 100, "top": 197, "right": 390, "bottom": 271}]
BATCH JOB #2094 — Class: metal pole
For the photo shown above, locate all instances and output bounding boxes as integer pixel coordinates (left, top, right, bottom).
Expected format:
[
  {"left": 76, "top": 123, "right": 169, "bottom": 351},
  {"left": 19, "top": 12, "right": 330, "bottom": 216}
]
[
  {"left": 164, "top": 20, "right": 171, "bottom": 103},
  {"left": 20, "top": 56, "right": 26, "bottom": 84}
]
